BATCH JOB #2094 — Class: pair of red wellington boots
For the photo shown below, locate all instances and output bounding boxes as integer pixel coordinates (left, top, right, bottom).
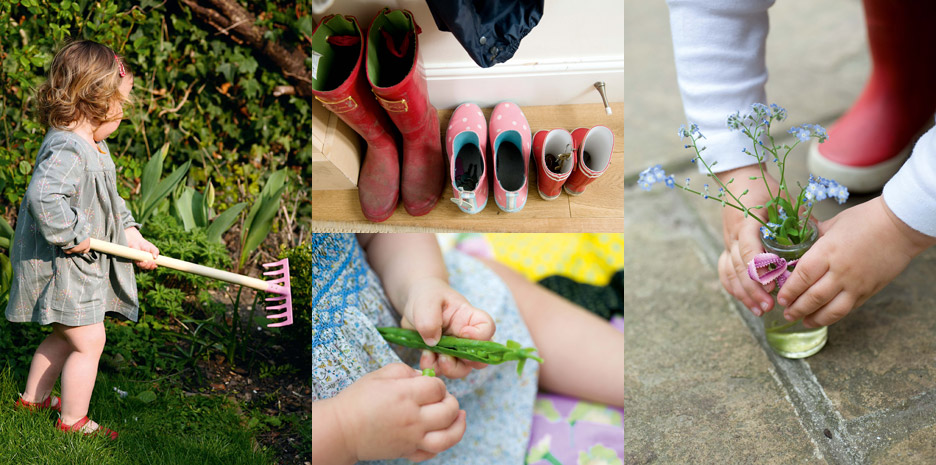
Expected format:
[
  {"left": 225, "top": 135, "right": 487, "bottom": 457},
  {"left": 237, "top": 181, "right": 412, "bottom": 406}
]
[
  {"left": 809, "top": 0, "right": 936, "bottom": 192},
  {"left": 533, "top": 126, "right": 614, "bottom": 200},
  {"left": 309, "top": 9, "right": 443, "bottom": 222}
]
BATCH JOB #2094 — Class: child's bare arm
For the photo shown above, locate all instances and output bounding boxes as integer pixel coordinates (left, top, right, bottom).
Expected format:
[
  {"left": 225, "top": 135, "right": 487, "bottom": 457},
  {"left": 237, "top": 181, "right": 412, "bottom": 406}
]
[{"left": 358, "top": 234, "right": 448, "bottom": 313}]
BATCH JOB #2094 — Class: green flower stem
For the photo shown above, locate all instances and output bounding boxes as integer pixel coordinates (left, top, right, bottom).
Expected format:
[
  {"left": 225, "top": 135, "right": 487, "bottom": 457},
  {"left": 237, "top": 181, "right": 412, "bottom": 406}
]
[
  {"left": 779, "top": 139, "right": 802, "bottom": 213},
  {"left": 686, "top": 134, "right": 771, "bottom": 230},
  {"left": 751, "top": 122, "right": 776, "bottom": 201},
  {"left": 377, "top": 327, "right": 543, "bottom": 374}
]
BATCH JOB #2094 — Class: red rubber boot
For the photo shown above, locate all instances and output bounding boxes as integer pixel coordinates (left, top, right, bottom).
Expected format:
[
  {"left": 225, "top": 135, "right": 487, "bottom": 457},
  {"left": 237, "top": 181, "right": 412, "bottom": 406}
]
[
  {"left": 366, "top": 8, "right": 444, "bottom": 216},
  {"left": 309, "top": 15, "right": 401, "bottom": 222},
  {"left": 809, "top": 0, "right": 936, "bottom": 193}
]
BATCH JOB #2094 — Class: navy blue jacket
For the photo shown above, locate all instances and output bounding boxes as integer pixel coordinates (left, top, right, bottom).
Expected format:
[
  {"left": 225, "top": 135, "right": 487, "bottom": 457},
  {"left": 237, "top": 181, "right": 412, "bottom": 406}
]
[{"left": 425, "top": 0, "right": 544, "bottom": 68}]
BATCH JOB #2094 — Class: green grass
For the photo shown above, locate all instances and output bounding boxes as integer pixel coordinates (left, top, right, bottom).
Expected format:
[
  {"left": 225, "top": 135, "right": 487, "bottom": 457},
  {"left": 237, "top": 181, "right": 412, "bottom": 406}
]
[{"left": 0, "top": 367, "right": 274, "bottom": 465}]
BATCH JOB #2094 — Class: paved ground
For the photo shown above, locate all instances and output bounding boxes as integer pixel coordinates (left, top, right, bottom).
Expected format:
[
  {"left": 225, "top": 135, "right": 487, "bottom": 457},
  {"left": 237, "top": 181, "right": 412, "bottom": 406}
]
[{"left": 619, "top": 0, "right": 936, "bottom": 463}]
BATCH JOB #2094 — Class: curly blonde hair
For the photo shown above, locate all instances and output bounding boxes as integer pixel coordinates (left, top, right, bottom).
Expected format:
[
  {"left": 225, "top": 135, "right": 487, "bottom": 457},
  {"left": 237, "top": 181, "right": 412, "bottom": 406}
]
[{"left": 35, "top": 40, "right": 133, "bottom": 129}]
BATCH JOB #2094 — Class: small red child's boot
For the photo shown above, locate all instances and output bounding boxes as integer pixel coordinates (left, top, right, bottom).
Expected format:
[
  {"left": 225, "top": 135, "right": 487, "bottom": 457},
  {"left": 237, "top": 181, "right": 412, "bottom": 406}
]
[
  {"left": 532, "top": 129, "right": 576, "bottom": 200},
  {"left": 309, "top": 15, "right": 401, "bottom": 222},
  {"left": 564, "top": 126, "right": 614, "bottom": 196},
  {"left": 366, "top": 8, "right": 444, "bottom": 216},
  {"left": 809, "top": 0, "right": 936, "bottom": 192}
]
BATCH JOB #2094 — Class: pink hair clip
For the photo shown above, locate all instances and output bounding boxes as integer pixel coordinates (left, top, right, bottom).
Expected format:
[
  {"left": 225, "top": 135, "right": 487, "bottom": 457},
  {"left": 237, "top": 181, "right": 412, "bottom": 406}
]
[{"left": 115, "top": 54, "right": 126, "bottom": 77}]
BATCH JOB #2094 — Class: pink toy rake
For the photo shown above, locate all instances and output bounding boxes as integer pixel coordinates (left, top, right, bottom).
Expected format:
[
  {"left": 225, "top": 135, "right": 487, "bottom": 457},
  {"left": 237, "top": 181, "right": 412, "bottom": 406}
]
[{"left": 89, "top": 238, "right": 293, "bottom": 327}]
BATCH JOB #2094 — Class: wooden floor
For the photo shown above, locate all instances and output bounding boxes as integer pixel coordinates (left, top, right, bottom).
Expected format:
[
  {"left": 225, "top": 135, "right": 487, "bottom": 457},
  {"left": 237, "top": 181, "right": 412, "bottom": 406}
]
[{"left": 311, "top": 102, "right": 630, "bottom": 233}]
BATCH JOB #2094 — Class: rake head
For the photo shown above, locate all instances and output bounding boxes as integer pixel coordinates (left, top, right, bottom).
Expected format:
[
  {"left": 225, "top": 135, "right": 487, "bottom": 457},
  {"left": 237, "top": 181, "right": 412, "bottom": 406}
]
[{"left": 262, "top": 258, "right": 293, "bottom": 327}]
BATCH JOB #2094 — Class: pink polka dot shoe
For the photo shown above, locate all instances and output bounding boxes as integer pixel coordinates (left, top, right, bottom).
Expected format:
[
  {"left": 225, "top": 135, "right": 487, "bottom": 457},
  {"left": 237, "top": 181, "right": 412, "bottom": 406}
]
[
  {"left": 446, "top": 103, "right": 489, "bottom": 214},
  {"left": 489, "top": 101, "right": 532, "bottom": 213}
]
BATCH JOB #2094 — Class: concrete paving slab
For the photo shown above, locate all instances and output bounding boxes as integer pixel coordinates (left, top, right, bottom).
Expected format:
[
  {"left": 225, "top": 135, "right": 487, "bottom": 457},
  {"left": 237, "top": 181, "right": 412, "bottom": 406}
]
[
  {"left": 617, "top": 189, "right": 824, "bottom": 463},
  {"left": 870, "top": 423, "right": 936, "bottom": 464}
]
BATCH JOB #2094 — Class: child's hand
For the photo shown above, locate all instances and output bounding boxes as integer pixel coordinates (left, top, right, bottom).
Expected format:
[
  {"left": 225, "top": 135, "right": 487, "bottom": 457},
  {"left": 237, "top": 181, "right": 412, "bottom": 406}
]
[
  {"left": 64, "top": 238, "right": 91, "bottom": 255},
  {"left": 328, "top": 363, "right": 467, "bottom": 463},
  {"left": 124, "top": 227, "right": 159, "bottom": 271},
  {"left": 402, "top": 276, "right": 496, "bottom": 379},
  {"left": 777, "top": 197, "right": 936, "bottom": 327},
  {"left": 715, "top": 165, "right": 782, "bottom": 316}
]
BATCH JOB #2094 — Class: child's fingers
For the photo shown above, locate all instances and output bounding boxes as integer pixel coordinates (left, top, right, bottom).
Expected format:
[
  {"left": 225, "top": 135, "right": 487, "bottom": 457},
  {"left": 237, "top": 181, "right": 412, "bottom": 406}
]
[
  {"left": 436, "top": 354, "right": 472, "bottom": 379},
  {"left": 729, "top": 240, "right": 773, "bottom": 314},
  {"left": 419, "top": 391, "right": 461, "bottom": 431},
  {"left": 465, "top": 360, "right": 489, "bottom": 370},
  {"left": 719, "top": 251, "right": 757, "bottom": 315},
  {"left": 445, "top": 302, "right": 495, "bottom": 341},
  {"left": 419, "top": 409, "right": 467, "bottom": 454},
  {"left": 777, "top": 253, "right": 830, "bottom": 309},
  {"left": 420, "top": 350, "right": 438, "bottom": 371},
  {"left": 802, "top": 291, "right": 855, "bottom": 328},
  {"left": 407, "top": 375, "right": 448, "bottom": 405},
  {"left": 373, "top": 362, "right": 421, "bottom": 380},
  {"left": 403, "top": 450, "right": 437, "bottom": 463},
  {"left": 411, "top": 303, "right": 443, "bottom": 347},
  {"left": 783, "top": 276, "right": 840, "bottom": 322}
]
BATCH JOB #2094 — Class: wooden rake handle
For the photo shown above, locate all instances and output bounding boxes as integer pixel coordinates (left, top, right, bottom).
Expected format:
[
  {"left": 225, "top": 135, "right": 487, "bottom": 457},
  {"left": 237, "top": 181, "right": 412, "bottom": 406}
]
[{"left": 89, "top": 238, "right": 269, "bottom": 292}]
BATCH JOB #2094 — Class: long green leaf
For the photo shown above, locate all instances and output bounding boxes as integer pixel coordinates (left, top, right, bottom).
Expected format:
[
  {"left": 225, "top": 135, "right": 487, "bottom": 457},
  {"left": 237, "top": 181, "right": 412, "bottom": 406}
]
[
  {"left": 239, "top": 169, "right": 288, "bottom": 268},
  {"left": 241, "top": 169, "right": 287, "bottom": 243},
  {"left": 174, "top": 187, "right": 197, "bottom": 231},
  {"left": 141, "top": 160, "right": 191, "bottom": 225},
  {"left": 239, "top": 184, "right": 286, "bottom": 268},
  {"left": 206, "top": 202, "right": 247, "bottom": 244},
  {"left": 0, "top": 253, "right": 12, "bottom": 297},
  {"left": 0, "top": 216, "right": 14, "bottom": 240},
  {"left": 192, "top": 189, "right": 208, "bottom": 228},
  {"left": 140, "top": 143, "right": 170, "bottom": 208}
]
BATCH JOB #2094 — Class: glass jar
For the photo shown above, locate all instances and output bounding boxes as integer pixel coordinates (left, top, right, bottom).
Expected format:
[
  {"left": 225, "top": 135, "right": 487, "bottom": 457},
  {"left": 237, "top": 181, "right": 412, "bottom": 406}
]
[{"left": 760, "top": 220, "right": 827, "bottom": 358}]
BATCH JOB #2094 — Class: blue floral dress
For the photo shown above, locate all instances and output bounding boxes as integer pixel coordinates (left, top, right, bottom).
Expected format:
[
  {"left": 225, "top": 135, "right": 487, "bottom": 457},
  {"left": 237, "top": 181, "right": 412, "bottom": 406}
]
[{"left": 310, "top": 234, "right": 539, "bottom": 465}]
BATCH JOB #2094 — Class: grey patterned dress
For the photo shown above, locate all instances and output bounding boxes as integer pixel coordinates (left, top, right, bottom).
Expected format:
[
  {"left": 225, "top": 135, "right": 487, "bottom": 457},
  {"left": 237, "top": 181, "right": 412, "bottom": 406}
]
[
  {"left": 5, "top": 129, "right": 140, "bottom": 326},
  {"left": 311, "top": 234, "right": 540, "bottom": 465}
]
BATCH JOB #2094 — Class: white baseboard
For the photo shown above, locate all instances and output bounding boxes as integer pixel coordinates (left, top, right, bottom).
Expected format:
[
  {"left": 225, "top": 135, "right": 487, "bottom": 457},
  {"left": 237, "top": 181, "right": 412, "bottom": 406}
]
[{"left": 425, "top": 56, "right": 624, "bottom": 110}]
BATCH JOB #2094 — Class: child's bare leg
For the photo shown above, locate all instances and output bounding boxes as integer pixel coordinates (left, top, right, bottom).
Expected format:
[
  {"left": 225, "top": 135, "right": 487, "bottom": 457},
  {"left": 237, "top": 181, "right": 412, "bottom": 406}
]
[
  {"left": 481, "top": 258, "right": 628, "bottom": 407},
  {"left": 22, "top": 329, "right": 71, "bottom": 403},
  {"left": 58, "top": 322, "right": 106, "bottom": 425}
]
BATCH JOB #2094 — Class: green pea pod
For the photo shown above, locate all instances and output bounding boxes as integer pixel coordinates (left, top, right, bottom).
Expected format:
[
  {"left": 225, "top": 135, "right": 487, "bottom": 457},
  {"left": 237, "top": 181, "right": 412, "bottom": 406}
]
[{"left": 377, "top": 327, "right": 543, "bottom": 376}]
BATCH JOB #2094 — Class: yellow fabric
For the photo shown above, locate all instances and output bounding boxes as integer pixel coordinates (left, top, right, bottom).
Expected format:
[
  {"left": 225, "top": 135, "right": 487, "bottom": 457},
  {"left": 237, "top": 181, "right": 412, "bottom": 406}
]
[{"left": 484, "top": 234, "right": 626, "bottom": 285}]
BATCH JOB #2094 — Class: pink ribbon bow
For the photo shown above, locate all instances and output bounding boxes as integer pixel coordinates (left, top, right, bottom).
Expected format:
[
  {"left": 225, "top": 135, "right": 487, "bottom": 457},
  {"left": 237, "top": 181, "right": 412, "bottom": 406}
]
[{"left": 747, "top": 253, "right": 798, "bottom": 289}]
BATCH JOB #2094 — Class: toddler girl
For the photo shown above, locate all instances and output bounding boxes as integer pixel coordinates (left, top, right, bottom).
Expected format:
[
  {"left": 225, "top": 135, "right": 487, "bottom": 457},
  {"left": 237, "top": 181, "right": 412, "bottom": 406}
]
[
  {"left": 309, "top": 234, "right": 627, "bottom": 464},
  {"left": 5, "top": 40, "right": 159, "bottom": 439}
]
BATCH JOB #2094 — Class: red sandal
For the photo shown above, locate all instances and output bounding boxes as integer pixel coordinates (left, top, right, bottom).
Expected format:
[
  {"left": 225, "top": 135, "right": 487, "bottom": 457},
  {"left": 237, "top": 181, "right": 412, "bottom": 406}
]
[
  {"left": 15, "top": 394, "right": 62, "bottom": 412},
  {"left": 56, "top": 416, "right": 118, "bottom": 440}
]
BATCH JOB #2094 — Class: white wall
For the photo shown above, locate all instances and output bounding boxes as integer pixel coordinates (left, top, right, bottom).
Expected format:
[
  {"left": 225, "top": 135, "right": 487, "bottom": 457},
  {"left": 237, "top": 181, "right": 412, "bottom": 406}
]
[{"left": 314, "top": 0, "right": 625, "bottom": 109}]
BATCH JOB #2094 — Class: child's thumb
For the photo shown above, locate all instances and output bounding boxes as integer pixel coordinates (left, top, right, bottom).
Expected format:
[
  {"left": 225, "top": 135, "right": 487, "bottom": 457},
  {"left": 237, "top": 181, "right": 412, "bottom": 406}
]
[{"left": 413, "top": 311, "right": 443, "bottom": 347}]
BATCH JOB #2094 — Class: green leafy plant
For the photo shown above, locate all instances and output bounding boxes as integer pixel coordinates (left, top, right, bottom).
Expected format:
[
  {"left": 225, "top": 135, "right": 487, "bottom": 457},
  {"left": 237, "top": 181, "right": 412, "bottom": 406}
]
[
  {"left": 173, "top": 180, "right": 247, "bottom": 243},
  {"left": 0, "top": 216, "right": 12, "bottom": 309},
  {"left": 279, "top": 241, "right": 314, "bottom": 351},
  {"left": 239, "top": 168, "right": 287, "bottom": 270},
  {"left": 133, "top": 143, "right": 191, "bottom": 227}
]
